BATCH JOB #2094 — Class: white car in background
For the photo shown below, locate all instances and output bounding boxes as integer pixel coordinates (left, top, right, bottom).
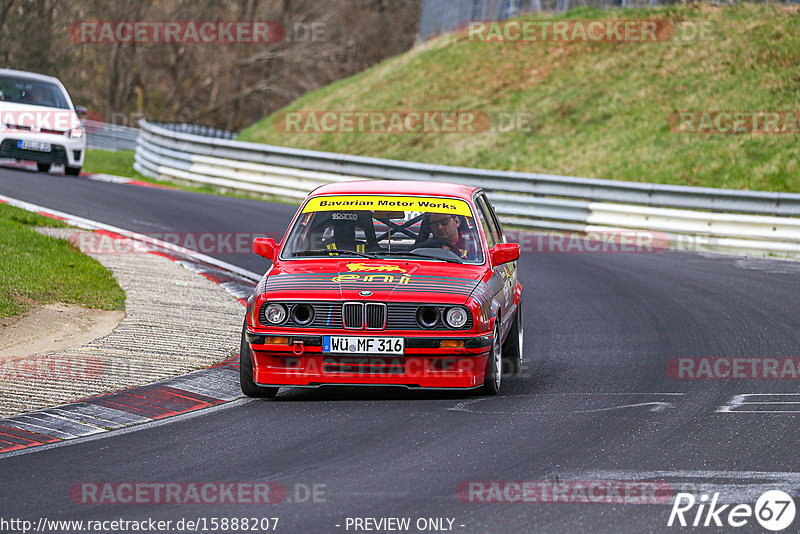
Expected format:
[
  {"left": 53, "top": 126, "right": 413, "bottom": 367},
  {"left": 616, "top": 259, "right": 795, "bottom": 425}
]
[{"left": 0, "top": 68, "right": 86, "bottom": 175}]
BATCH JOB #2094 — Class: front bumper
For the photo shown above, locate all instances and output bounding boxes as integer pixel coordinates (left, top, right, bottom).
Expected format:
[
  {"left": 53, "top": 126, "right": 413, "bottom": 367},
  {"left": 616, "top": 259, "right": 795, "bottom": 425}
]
[
  {"left": 246, "top": 332, "right": 493, "bottom": 389},
  {"left": 0, "top": 134, "right": 86, "bottom": 168}
]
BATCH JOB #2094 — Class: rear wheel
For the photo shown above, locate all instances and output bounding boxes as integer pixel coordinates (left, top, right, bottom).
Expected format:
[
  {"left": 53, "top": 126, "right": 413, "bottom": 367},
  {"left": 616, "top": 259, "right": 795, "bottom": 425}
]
[
  {"left": 65, "top": 166, "right": 81, "bottom": 176},
  {"left": 480, "top": 324, "right": 502, "bottom": 395},
  {"left": 36, "top": 162, "right": 51, "bottom": 173},
  {"left": 239, "top": 323, "right": 279, "bottom": 398},
  {"left": 502, "top": 302, "right": 523, "bottom": 375}
]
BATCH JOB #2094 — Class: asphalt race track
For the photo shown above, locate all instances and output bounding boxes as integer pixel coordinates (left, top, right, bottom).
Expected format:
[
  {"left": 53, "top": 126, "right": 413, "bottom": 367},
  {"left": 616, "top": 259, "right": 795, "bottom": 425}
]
[{"left": 2, "top": 167, "right": 800, "bottom": 533}]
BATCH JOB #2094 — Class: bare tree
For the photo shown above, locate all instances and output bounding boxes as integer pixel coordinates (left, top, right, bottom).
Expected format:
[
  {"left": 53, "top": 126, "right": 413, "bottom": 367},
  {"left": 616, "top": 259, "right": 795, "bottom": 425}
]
[{"left": 0, "top": 0, "right": 420, "bottom": 130}]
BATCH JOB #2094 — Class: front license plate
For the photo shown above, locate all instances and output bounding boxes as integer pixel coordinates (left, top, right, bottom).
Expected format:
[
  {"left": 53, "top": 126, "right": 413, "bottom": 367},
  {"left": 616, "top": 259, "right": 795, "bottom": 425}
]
[
  {"left": 323, "top": 336, "right": 404, "bottom": 354},
  {"left": 18, "top": 139, "right": 52, "bottom": 152}
]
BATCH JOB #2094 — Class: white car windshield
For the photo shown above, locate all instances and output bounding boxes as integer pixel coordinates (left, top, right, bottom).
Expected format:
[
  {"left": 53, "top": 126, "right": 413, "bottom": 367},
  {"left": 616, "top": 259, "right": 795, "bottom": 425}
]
[
  {"left": 0, "top": 76, "right": 70, "bottom": 109},
  {"left": 282, "top": 194, "right": 485, "bottom": 264}
]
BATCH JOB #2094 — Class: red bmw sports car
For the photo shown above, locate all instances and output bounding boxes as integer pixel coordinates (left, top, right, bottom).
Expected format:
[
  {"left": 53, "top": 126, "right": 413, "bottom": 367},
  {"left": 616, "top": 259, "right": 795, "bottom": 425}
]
[{"left": 241, "top": 180, "right": 522, "bottom": 397}]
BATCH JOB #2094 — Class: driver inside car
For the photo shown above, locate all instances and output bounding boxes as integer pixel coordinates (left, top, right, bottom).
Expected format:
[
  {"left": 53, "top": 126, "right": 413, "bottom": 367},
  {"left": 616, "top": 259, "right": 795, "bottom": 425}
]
[{"left": 413, "top": 212, "right": 476, "bottom": 260}]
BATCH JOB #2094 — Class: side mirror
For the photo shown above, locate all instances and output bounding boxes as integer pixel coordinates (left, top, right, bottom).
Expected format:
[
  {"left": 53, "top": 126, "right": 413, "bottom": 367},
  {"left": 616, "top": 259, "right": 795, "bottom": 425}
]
[
  {"left": 75, "top": 106, "right": 88, "bottom": 118},
  {"left": 490, "top": 243, "right": 520, "bottom": 266},
  {"left": 253, "top": 237, "right": 278, "bottom": 261}
]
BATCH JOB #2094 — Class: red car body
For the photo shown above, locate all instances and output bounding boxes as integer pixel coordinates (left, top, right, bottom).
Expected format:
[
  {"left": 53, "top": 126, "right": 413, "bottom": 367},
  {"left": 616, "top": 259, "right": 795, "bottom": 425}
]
[{"left": 241, "top": 180, "right": 522, "bottom": 396}]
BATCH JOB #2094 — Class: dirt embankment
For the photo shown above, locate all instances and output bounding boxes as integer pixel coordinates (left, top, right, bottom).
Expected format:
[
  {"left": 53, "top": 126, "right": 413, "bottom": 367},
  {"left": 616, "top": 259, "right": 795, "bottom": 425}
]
[{"left": 0, "top": 303, "right": 124, "bottom": 360}]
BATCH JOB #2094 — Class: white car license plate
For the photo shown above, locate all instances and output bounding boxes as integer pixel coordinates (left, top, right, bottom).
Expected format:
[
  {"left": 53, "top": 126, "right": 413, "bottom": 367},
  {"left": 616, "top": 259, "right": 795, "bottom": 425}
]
[
  {"left": 323, "top": 336, "right": 404, "bottom": 354},
  {"left": 18, "top": 139, "right": 52, "bottom": 152}
]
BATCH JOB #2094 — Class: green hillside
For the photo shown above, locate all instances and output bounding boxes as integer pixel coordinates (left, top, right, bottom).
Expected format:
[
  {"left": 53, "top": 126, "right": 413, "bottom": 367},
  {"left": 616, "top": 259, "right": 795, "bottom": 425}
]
[{"left": 240, "top": 4, "right": 800, "bottom": 192}]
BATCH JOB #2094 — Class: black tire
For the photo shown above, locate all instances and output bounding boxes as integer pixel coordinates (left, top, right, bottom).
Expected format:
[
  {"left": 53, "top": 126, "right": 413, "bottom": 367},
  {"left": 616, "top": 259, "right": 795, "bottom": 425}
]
[
  {"left": 480, "top": 324, "right": 502, "bottom": 395},
  {"left": 37, "top": 162, "right": 51, "bottom": 173},
  {"left": 65, "top": 166, "right": 81, "bottom": 176},
  {"left": 502, "top": 302, "right": 523, "bottom": 375},
  {"left": 239, "top": 323, "right": 279, "bottom": 398}
]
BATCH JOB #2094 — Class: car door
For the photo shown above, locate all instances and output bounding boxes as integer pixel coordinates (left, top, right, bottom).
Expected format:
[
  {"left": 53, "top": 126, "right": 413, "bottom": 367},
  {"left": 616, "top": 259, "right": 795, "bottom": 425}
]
[{"left": 474, "top": 192, "right": 518, "bottom": 341}]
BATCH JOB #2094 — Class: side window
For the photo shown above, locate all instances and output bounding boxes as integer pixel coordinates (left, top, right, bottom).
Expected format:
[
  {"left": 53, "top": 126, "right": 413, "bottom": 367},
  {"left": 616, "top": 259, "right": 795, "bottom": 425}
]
[
  {"left": 482, "top": 194, "right": 505, "bottom": 243},
  {"left": 475, "top": 195, "right": 498, "bottom": 248}
]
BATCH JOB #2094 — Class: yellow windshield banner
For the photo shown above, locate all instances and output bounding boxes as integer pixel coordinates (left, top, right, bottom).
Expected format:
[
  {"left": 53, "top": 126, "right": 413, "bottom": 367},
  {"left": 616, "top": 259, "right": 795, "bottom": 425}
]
[{"left": 302, "top": 195, "right": 472, "bottom": 216}]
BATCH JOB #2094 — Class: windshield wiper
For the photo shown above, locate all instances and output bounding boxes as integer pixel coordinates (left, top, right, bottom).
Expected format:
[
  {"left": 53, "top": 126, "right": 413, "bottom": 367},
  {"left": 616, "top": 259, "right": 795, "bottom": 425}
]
[
  {"left": 292, "top": 249, "right": 378, "bottom": 259},
  {"left": 374, "top": 250, "right": 463, "bottom": 264}
]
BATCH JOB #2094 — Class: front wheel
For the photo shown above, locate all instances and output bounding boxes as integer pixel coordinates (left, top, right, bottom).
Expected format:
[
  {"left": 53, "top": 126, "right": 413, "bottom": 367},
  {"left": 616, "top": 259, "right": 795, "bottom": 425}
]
[
  {"left": 239, "top": 323, "right": 278, "bottom": 398},
  {"left": 65, "top": 166, "right": 81, "bottom": 176},
  {"left": 480, "top": 324, "right": 502, "bottom": 395}
]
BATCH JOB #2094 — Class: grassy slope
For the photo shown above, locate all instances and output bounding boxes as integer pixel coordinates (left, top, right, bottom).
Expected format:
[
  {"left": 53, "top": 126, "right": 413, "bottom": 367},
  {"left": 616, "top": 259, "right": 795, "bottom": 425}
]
[
  {"left": 240, "top": 4, "right": 800, "bottom": 192},
  {"left": 83, "top": 149, "right": 142, "bottom": 179},
  {"left": 0, "top": 203, "right": 126, "bottom": 318}
]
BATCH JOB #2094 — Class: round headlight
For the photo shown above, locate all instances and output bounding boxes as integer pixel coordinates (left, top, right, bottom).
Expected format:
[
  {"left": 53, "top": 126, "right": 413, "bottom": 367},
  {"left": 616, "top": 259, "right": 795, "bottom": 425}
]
[
  {"left": 445, "top": 307, "right": 469, "bottom": 328},
  {"left": 264, "top": 303, "right": 287, "bottom": 324}
]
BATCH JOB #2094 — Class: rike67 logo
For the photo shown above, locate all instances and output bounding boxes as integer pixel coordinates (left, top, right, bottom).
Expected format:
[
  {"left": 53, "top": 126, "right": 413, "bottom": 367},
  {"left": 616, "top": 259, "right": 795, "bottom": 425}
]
[{"left": 668, "top": 490, "right": 796, "bottom": 531}]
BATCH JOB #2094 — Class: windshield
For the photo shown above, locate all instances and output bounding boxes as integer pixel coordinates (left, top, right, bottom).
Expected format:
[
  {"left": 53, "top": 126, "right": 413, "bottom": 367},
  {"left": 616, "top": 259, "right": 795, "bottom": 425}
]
[
  {"left": 282, "top": 194, "right": 485, "bottom": 264},
  {"left": 0, "top": 76, "right": 70, "bottom": 109}
]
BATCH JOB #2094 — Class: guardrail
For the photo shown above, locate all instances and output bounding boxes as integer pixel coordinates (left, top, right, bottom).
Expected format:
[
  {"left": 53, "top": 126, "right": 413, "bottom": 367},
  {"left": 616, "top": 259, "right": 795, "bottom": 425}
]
[
  {"left": 85, "top": 121, "right": 235, "bottom": 152},
  {"left": 134, "top": 119, "right": 800, "bottom": 257},
  {"left": 152, "top": 122, "right": 236, "bottom": 140},
  {"left": 85, "top": 120, "right": 140, "bottom": 151}
]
